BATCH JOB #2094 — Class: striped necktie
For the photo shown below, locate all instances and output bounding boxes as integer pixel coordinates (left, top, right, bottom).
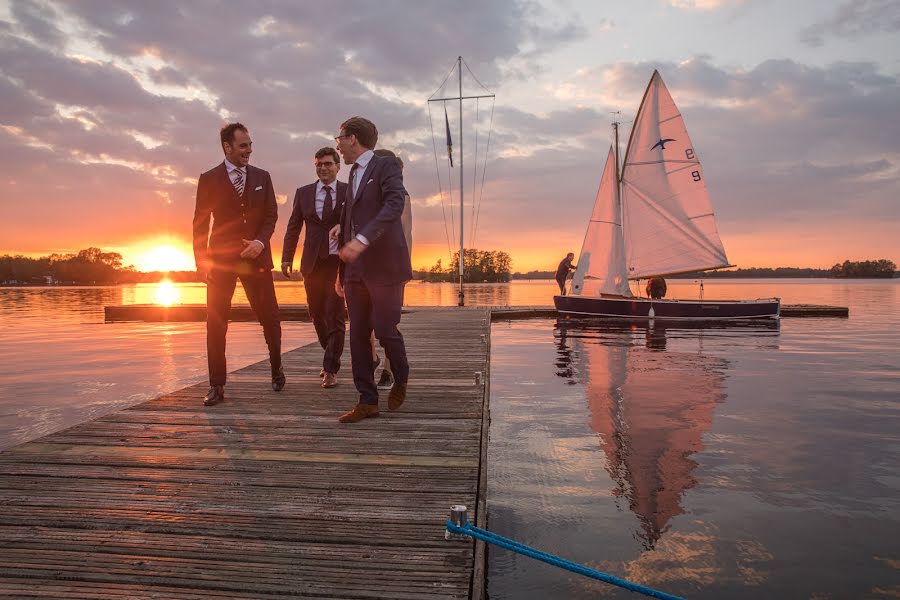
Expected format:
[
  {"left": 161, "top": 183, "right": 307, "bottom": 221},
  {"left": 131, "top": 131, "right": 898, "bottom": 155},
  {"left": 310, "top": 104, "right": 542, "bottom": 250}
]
[{"left": 232, "top": 168, "right": 245, "bottom": 196}]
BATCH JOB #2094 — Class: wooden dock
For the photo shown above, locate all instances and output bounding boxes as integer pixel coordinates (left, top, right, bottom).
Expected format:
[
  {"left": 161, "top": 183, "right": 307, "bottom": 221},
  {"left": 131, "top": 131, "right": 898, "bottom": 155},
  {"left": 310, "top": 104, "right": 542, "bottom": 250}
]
[
  {"left": 105, "top": 302, "right": 848, "bottom": 322},
  {"left": 0, "top": 308, "right": 491, "bottom": 599}
]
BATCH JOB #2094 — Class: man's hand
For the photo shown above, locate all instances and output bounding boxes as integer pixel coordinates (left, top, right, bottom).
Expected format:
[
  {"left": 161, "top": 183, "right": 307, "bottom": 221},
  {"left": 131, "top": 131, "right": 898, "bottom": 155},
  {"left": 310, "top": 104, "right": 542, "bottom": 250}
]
[
  {"left": 329, "top": 224, "right": 341, "bottom": 241},
  {"left": 240, "top": 239, "right": 264, "bottom": 259},
  {"left": 196, "top": 259, "right": 212, "bottom": 283},
  {"left": 281, "top": 262, "right": 292, "bottom": 279},
  {"left": 338, "top": 238, "right": 366, "bottom": 263},
  {"left": 334, "top": 275, "right": 344, "bottom": 298}
]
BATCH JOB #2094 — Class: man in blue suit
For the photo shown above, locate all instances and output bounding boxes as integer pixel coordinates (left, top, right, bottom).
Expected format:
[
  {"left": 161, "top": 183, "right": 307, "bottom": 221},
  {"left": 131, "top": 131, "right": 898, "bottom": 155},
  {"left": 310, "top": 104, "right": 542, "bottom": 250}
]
[{"left": 333, "top": 116, "right": 412, "bottom": 423}]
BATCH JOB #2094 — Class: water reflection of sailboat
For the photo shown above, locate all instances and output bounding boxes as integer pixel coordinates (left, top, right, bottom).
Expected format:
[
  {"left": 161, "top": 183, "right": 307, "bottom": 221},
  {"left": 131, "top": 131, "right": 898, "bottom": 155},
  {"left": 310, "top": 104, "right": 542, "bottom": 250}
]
[{"left": 554, "top": 321, "right": 767, "bottom": 549}]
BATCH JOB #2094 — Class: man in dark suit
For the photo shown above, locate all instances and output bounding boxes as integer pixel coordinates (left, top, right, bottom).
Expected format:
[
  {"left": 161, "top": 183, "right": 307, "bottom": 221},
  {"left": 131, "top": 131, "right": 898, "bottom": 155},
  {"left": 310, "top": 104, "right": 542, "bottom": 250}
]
[
  {"left": 192, "top": 122, "right": 284, "bottom": 406},
  {"left": 281, "top": 148, "right": 347, "bottom": 388},
  {"left": 332, "top": 116, "right": 412, "bottom": 423}
]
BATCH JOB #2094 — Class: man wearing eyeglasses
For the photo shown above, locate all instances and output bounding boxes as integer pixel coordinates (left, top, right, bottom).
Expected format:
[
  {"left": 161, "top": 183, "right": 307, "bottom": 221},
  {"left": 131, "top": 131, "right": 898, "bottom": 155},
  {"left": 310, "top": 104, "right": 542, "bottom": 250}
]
[
  {"left": 281, "top": 148, "right": 347, "bottom": 389},
  {"left": 331, "top": 116, "right": 412, "bottom": 424}
]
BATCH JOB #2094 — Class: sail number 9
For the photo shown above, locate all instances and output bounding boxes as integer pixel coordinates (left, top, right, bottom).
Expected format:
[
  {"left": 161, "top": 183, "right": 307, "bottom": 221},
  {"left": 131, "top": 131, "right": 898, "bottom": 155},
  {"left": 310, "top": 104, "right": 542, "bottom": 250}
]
[{"left": 691, "top": 170, "right": 702, "bottom": 181}]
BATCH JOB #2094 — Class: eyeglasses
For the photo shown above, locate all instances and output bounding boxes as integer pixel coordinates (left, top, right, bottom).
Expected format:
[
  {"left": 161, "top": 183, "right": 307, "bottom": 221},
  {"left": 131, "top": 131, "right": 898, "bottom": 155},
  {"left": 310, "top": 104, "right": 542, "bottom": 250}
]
[{"left": 334, "top": 133, "right": 352, "bottom": 143}]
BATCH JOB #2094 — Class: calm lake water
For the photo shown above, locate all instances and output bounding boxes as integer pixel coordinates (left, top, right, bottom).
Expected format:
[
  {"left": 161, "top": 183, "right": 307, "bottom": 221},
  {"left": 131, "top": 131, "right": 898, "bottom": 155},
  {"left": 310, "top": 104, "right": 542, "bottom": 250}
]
[
  {"left": 488, "top": 279, "right": 899, "bottom": 599},
  {"left": 0, "top": 279, "right": 898, "bottom": 598}
]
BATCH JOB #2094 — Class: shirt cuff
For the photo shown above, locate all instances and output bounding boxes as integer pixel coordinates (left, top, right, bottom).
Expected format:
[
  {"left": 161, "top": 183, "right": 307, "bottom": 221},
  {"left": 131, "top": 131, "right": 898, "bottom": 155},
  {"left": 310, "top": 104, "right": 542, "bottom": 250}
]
[
  {"left": 355, "top": 234, "right": 370, "bottom": 246},
  {"left": 253, "top": 240, "right": 265, "bottom": 250}
]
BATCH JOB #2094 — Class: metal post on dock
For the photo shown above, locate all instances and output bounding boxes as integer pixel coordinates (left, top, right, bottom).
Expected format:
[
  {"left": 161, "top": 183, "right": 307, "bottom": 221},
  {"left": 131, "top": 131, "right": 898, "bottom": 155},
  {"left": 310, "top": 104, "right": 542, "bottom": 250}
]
[{"left": 446, "top": 505, "right": 470, "bottom": 541}]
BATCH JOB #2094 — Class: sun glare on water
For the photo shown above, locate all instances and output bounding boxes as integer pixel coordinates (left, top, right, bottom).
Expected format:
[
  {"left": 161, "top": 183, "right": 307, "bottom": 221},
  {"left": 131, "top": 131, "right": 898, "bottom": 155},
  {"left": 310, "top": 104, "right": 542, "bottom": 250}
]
[{"left": 153, "top": 280, "right": 181, "bottom": 306}]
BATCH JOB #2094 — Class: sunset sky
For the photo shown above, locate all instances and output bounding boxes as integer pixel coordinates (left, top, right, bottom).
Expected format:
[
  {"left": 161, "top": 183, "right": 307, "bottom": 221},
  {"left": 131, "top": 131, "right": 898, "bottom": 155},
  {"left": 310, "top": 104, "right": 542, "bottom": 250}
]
[{"left": 1, "top": 0, "right": 898, "bottom": 272}]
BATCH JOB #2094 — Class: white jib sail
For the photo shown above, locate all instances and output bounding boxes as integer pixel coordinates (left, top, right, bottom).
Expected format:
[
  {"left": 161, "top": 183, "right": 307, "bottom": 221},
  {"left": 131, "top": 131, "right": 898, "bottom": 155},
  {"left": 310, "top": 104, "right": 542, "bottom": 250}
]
[
  {"left": 621, "top": 70, "right": 729, "bottom": 279},
  {"left": 571, "top": 147, "right": 633, "bottom": 297}
]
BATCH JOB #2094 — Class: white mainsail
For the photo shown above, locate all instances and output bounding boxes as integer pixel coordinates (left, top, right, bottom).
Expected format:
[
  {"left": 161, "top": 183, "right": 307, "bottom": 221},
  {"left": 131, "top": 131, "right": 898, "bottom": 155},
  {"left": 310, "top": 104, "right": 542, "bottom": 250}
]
[
  {"left": 621, "top": 70, "right": 730, "bottom": 279},
  {"left": 571, "top": 147, "right": 632, "bottom": 297}
]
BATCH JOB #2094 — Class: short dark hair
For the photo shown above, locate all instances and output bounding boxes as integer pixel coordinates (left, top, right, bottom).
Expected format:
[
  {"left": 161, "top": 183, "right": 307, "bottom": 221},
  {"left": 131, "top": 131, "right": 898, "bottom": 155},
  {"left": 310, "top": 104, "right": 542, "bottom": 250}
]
[
  {"left": 340, "top": 116, "right": 378, "bottom": 149},
  {"left": 373, "top": 148, "right": 404, "bottom": 170},
  {"left": 220, "top": 122, "right": 248, "bottom": 146},
  {"left": 567, "top": 252, "right": 575, "bottom": 258},
  {"left": 314, "top": 147, "right": 340, "bottom": 163}
]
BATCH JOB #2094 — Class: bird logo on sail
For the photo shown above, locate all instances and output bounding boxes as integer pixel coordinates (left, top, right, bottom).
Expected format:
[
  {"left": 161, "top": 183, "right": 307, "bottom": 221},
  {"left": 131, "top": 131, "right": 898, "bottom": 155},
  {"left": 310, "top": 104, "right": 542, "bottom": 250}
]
[{"left": 651, "top": 138, "right": 676, "bottom": 151}]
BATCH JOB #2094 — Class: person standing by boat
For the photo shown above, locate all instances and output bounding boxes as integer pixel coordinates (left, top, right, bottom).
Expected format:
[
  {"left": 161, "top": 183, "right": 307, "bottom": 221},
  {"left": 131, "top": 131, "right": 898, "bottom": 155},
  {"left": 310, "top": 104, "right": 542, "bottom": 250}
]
[
  {"left": 281, "top": 148, "right": 347, "bottom": 389},
  {"left": 192, "top": 122, "right": 284, "bottom": 407},
  {"left": 555, "top": 252, "right": 577, "bottom": 295}
]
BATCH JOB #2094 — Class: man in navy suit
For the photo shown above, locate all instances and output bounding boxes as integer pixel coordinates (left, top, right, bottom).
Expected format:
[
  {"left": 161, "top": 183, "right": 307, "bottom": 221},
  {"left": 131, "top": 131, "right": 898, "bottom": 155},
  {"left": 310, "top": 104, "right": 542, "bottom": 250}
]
[
  {"left": 192, "top": 122, "right": 284, "bottom": 406},
  {"left": 281, "top": 148, "right": 347, "bottom": 388},
  {"left": 332, "top": 116, "right": 412, "bottom": 423}
]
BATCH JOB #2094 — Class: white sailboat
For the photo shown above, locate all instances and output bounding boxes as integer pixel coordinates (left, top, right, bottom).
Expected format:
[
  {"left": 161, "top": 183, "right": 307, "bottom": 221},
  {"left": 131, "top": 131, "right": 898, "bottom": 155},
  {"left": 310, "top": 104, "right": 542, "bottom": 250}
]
[{"left": 556, "top": 70, "right": 780, "bottom": 320}]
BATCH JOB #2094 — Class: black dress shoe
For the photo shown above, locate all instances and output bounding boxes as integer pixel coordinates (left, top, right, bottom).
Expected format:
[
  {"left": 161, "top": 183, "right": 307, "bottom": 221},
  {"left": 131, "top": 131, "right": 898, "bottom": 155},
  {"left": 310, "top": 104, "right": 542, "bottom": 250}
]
[
  {"left": 272, "top": 367, "right": 286, "bottom": 392},
  {"left": 204, "top": 385, "right": 225, "bottom": 406}
]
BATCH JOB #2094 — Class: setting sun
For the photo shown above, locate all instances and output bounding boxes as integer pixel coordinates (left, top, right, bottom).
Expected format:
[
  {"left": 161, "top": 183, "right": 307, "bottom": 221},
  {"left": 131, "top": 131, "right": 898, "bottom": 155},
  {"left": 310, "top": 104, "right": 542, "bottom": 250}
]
[
  {"left": 152, "top": 280, "right": 181, "bottom": 306},
  {"left": 133, "top": 244, "right": 195, "bottom": 272}
]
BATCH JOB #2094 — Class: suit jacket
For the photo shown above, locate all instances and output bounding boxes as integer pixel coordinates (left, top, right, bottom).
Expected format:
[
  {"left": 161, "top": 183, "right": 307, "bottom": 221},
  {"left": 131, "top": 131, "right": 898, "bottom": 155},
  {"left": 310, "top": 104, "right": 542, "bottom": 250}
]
[
  {"left": 193, "top": 162, "right": 278, "bottom": 272},
  {"left": 281, "top": 180, "right": 346, "bottom": 277},
  {"left": 340, "top": 154, "right": 413, "bottom": 285}
]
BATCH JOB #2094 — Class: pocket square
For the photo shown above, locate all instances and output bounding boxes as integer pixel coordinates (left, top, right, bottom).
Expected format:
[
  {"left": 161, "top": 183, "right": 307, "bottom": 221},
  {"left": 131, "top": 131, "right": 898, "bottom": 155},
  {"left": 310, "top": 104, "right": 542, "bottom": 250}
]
[
  {"left": 366, "top": 178, "right": 373, "bottom": 185},
  {"left": 254, "top": 185, "right": 263, "bottom": 191}
]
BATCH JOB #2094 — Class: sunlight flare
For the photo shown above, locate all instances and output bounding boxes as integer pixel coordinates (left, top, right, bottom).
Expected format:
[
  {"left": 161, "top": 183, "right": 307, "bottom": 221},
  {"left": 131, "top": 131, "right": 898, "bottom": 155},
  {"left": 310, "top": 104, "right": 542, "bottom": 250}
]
[{"left": 133, "top": 244, "right": 195, "bottom": 272}]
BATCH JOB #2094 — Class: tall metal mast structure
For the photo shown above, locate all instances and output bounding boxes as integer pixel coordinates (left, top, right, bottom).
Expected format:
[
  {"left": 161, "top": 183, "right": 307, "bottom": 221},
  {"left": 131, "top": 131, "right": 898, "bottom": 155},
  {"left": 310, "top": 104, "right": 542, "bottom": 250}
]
[{"left": 428, "top": 56, "right": 495, "bottom": 306}]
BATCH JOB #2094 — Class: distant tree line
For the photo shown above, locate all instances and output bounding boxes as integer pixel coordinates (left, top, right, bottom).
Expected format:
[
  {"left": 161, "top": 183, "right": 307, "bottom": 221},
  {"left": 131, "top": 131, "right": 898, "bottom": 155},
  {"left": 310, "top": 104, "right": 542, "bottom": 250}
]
[
  {"left": 417, "top": 249, "right": 512, "bottom": 283},
  {"left": 828, "top": 259, "right": 896, "bottom": 278},
  {"left": 0, "top": 248, "right": 199, "bottom": 285},
  {"left": 672, "top": 260, "right": 897, "bottom": 279}
]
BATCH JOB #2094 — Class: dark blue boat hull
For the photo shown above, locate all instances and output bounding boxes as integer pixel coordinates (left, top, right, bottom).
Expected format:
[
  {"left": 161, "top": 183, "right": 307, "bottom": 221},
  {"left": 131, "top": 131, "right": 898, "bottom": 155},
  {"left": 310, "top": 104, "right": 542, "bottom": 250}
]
[{"left": 554, "top": 295, "right": 780, "bottom": 321}]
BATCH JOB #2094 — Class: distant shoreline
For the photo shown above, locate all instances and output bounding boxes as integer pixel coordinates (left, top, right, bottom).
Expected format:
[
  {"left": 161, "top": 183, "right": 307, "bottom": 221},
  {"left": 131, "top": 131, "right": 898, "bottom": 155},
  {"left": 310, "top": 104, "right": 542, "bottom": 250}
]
[{"left": 2, "top": 275, "right": 898, "bottom": 288}]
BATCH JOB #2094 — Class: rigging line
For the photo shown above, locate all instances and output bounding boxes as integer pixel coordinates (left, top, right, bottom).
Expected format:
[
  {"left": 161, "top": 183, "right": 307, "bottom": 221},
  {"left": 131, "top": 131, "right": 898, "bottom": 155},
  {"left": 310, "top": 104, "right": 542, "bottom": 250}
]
[
  {"left": 471, "top": 96, "right": 495, "bottom": 247},
  {"left": 461, "top": 57, "right": 492, "bottom": 94},
  {"left": 429, "top": 57, "right": 460, "bottom": 101},
  {"left": 471, "top": 97, "right": 479, "bottom": 246},
  {"left": 444, "top": 100, "right": 455, "bottom": 247},
  {"left": 427, "top": 103, "right": 454, "bottom": 255}
]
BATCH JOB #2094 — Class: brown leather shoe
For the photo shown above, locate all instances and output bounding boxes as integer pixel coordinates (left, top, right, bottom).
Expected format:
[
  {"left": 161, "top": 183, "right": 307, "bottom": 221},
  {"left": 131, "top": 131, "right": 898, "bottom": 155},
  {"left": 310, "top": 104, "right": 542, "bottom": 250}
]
[
  {"left": 338, "top": 403, "right": 379, "bottom": 423},
  {"left": 322, "top": 372, "right": 337, "bottom": 388},
  {"left": 387, "top": 383, "right": 407, "bottom": 411},
  {"left": 319, "top": 368, "right": 326, "bottom": 378},
  {"left": 203, "top": 385, "right": 225, "bottom": 406}
]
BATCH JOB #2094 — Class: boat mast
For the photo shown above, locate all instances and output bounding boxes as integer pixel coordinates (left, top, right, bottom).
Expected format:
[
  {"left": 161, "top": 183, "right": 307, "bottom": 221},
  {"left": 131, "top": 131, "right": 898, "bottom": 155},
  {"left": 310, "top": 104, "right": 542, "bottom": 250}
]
[
  {"left": 613, "top": 118, "right": 631, "bottom": 295},
  {"left": 427, "top": 57, "right": 495, "bottom": 306},
  {"left": 457, "top": 56, "right": 464, "bottom": 306}
]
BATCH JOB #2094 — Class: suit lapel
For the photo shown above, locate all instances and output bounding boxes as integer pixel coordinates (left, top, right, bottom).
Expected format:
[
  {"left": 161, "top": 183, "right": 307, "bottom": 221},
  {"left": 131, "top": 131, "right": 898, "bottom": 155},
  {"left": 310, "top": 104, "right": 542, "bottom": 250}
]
[
  {"left": 335, "top": 181, "right": 346, "bottom": 215},
  {"left": 243, "top": 165, "right": 256, "bottom": 205},
  {"left": 218, "top": 162, "right": 244, "bottom": 204},
  {"left": 352, "top": 156, "right": 378, "bottom": 206},
  {"left": 306, "top": 185, "right": 322, "bottom": 224}
]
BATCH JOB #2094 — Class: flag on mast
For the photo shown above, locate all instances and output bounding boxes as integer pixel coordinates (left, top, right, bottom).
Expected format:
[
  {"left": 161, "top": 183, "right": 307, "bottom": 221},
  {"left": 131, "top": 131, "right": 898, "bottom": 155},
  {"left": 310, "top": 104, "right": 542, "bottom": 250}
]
[{"left": 444, "top": 105, "right": 454, "bottom": 167}]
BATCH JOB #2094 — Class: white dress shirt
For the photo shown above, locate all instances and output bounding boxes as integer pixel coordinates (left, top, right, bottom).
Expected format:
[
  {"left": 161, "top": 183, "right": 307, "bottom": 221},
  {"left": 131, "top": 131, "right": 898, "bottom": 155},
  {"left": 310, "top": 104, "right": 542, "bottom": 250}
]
[
  {"left": 315, "top": 179, "right": 340, "bottom": 255},
  {"left": 349, "top": 150, "right": 375, "bottom": 246}
]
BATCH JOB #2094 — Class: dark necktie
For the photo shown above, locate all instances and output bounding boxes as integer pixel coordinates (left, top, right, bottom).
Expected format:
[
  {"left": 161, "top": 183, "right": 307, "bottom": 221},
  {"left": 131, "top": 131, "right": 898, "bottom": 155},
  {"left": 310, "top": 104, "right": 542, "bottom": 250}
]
[
  {"left": 322, "top": 185, "right": 333, "bottom": 223},
  {"left": 321, "top": 185, "right": 334, "bottom": 258},
  {"left": 345, "top": 163, "right": 359, "bottom": 244}
]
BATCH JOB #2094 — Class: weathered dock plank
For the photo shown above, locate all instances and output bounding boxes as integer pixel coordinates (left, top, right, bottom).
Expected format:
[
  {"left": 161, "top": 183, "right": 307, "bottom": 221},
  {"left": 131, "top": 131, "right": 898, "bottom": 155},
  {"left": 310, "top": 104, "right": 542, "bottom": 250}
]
[{"left": 0, "top": 308, "right": 490, "bottom": 599}]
